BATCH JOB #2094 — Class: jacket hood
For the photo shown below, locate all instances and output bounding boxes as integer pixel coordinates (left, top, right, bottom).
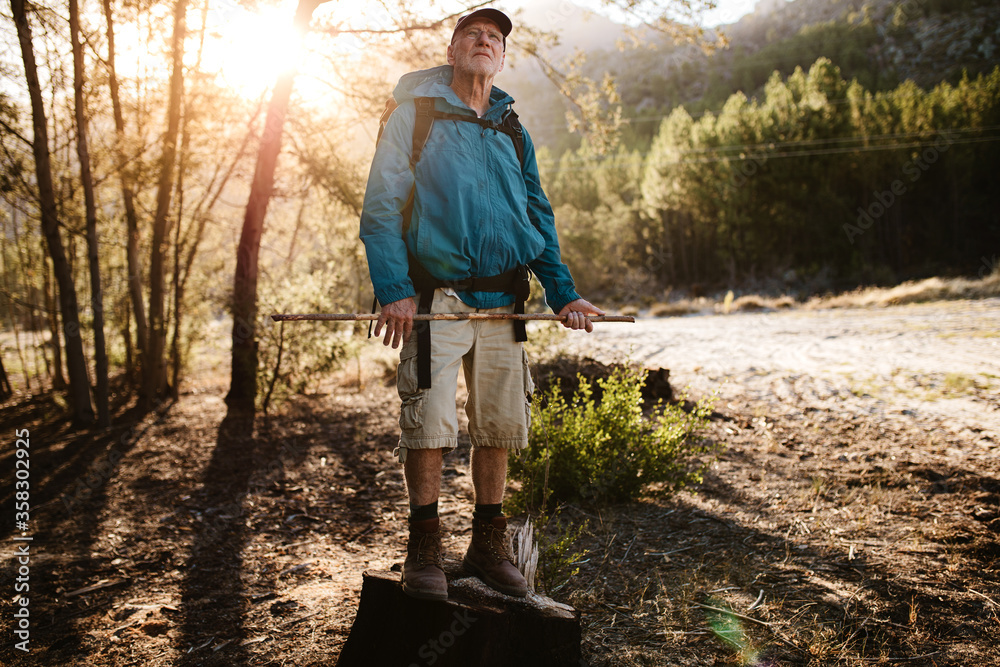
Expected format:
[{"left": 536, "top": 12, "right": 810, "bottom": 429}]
[{"left": 393, "top": 65, "right": 514, "bottom": 119}]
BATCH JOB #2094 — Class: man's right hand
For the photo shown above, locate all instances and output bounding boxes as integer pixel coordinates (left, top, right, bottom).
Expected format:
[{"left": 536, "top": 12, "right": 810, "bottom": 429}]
[{"left": 374, "top": 297, "right": 417, "bottom": 348}]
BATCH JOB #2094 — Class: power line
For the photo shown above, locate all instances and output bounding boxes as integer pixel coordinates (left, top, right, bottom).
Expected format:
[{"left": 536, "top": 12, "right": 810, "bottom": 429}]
[
  {"left": 661, "top": 135, "right": 1000, "bottom": 165},
  {"left": 537, "top": 134, "right": 1000, "bottom": 172},
  {"left": 546, "top": 125, "right": 1000, "bottom": 161}
]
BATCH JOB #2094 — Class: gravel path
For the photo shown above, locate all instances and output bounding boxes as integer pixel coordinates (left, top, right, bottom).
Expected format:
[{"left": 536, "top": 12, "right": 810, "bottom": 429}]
[{"left": 565, "top": 298, "right": 1000, "bottom": 447}]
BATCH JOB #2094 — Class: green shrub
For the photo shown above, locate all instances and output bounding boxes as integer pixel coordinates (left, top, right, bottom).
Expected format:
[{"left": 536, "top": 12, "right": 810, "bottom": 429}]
[
  {"left": 256, "top": 269, "right": 350, "bottom": 412},
  {"left": 512, "top": 365, "right": 716, "bottom": 509}
]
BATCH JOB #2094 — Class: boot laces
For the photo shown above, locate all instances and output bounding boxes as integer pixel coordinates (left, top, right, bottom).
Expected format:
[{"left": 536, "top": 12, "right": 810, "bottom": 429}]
[
  {"left": 480, "top": 522, "right": 512, "bottom": 563},
  {"left": 415, "top": 532, "right": 443, "bottom": 567}
]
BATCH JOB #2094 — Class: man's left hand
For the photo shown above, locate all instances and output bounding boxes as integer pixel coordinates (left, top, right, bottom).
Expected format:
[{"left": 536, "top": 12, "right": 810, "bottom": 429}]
[{"left": 558, "top": 299, "right": 605, "bottom": 333}]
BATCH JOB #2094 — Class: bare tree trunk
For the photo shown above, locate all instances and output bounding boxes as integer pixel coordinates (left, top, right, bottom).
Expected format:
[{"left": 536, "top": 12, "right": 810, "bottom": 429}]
[
  {"left": 21, "top": 228, "right": 51, "bottom": 384},
  {"left": 678, "top": 212, "right": 690, "bottom": 284},
  {"left": 102, "top": 0, "right": 147, "bottom": 383},
  {"left": 43, "top": 254, "right": 65, "bottom": 389},
  {"left": 261, "top": 320, "right": 285, "bottom": 415},
  {"left": 4, "top": 208, "right": 31, "bottom": 392},
  {"left": 12, "top": 0, "right": 94, "bottom": 424},
  {"left": 30, "top": 327, "right": 44, "bottom": 390},
  {"left": 168, "top": 0, "right": 210, "bottom": 399},
  {"left": 143, "top": 0, "right": 188, "bottom": 406},
  {"left": 71, "top": 0, "right": 110, "bottom": 427},
  {"left": 690, "top": 216, "right": 699, "bottom": 283},
  {"left": 0, "top": 353, "right": 11, "bottom": 400},
  {"left": 122, "top": 286, "right": 133, "bottom": 378},
  {"left": 226, "top": 0, "right": 327, "bottom": 414},
  {"left": 1, "top": 219, "right": 30, "bottom": 393},
  {"left": 170, "top": 173, "right": 184, "bottom": 400},
  {"left": 660, "top": 210, "right": 676, "bottom": 285},
  {"left": 286, "top": 197, "right": 307, "bottom": 263}
]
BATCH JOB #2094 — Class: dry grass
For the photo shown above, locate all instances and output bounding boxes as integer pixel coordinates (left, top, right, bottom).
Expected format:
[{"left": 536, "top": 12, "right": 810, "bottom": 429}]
[
  {"left": 650, "top": 300, "right": 702, "bottom": 317},
  {"left": 625, "top": 272, "right": 1000, "bottom": 320},
  {"left": 713, "top": 293, "right": 798, "bottom": 314},
  {"left": 807, "top": 272, "right": 1000, "bottom": 309},
  {"left": 732, "top": 295, "right": 795, "bottom": 312}
]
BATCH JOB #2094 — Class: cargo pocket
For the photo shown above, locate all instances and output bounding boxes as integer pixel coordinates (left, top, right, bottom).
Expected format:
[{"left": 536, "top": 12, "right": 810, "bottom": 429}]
[
  {"left": 521, "top": 348, "right": 535, "bottom": 430},
  {"left": 396, "top": 344, "right": 425, "bottom": 430}
]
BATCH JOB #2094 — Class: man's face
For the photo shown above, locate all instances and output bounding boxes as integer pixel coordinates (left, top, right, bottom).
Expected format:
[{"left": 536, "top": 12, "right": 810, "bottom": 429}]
[{"left": 448, "top": 19, "right": 505, "bottom": 78}]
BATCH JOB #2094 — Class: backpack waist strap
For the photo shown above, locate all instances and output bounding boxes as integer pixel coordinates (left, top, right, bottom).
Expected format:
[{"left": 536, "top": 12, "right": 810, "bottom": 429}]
[{"left": 410, "top": 259, "right": 530, "bottom": 389}]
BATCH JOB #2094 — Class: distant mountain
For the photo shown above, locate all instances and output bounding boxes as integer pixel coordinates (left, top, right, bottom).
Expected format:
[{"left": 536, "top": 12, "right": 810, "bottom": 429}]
[
  {"left": 508, "top": 0, "right": 630, "bottom": 54},
  {"left": 501, "top": 0, "right": 1000, "bottom": 152},
  {"left": 716, "top": 0, "right": 999, "bottom": 87}
]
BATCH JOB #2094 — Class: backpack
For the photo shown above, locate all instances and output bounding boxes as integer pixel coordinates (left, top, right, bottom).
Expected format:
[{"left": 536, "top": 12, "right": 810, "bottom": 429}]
[
  {"left": 377, "top": 96, "right": 525, "bottom": 233},
  {"left": 370, "top": 95, "right": 531, "bottom": 389}
]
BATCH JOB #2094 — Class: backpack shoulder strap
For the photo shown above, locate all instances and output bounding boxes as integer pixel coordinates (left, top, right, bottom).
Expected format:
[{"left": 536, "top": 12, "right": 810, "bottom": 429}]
[
  {"left": 376, "top": 96, "right": 437, "bottom": 170},
  {"left": 410, "top": 97, "right": 436, "bottom": 169},
  {"left": 392, "top": 98, "right": 527, "bottom": 235},
  {"left": 412, "top": 101, "right": 526, "bottom": 168},
  {"left": 499, "top": 108, "right": 525, "bottom": 166},
  {"left": 376, "top": 97, "right": 398, "bottom": 146}
]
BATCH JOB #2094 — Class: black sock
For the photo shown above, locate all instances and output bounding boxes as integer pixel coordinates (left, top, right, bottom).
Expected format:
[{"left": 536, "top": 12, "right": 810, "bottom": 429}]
[
  {"left": 473, "top": 503, "right": 503, "bottom": 520},
  {"left": 409, "top": 501, "right": 438, "bottom": 523}
]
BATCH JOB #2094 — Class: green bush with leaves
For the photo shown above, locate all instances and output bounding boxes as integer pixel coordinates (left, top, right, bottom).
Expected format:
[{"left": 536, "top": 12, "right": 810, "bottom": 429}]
[
  {"left": 512, "top": 365, "right": 716, "bottom": 509},
  {"left": 256, "top": 268, "right": 351, "bottom": 412}
]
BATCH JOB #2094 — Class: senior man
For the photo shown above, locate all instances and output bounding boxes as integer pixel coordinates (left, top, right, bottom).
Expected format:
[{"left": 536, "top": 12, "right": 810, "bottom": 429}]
[{"left": 360, "top": 7, "right": 603, "bottom": 601}]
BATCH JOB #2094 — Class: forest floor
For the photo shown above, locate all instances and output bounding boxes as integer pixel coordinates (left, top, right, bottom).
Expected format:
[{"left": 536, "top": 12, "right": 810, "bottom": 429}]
[{"left": 1, "top": 297, "right": 998, "bottom": 666}]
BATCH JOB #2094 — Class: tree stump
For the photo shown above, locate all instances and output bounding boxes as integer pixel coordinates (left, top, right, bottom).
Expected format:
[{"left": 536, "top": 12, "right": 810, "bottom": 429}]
[{"left": 336, "top": 566, "right": 582, "bottom": 667}]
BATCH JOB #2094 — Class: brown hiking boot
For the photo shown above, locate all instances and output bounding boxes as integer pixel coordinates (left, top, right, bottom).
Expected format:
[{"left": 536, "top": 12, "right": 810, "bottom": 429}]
[
  {"left": 402, "top": 518, "right": 448, "bottom": 601},
  {"left": 463, "top": 516, "right": 528, "bottom": 598}
]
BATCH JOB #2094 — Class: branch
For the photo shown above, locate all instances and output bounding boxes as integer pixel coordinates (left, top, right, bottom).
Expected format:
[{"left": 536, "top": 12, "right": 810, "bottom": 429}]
[
  {"left": 0, "top": 286, "right": 57, "bottom": 316},
  {"left": 693, "top": 602, "right": 772, "bottom": 627},
  {"left": 512, "top": 42, "right": 623, "bottom": 153},
  {"left": 177, "top": 94, "right": 266, "bottom": 294},
  {"left": 312, "top": 1, "right": 492, "bottom": 37},
  {"left": 0, "top": 142, "right": 38, "bottom": 204},
  {"left": 0, "top": 118, "right": 32, "bottom": 147},
  {"left": 600, "top": 0, "right": 725, "bottom": 47}
]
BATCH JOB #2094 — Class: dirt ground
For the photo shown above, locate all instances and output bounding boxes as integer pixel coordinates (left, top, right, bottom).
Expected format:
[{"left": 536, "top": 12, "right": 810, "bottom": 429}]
[{"left": 1, "top": 298, "right": 998, "bottom": 666}]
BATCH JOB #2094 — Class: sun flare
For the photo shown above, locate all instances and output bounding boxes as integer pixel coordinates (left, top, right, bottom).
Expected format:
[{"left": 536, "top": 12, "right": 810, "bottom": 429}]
[
  {"left": 201, "top": 4, "right": 307, "bottom": 97},
  {"left": 107, "top": 0, "right": 413, "bottom": 105}
]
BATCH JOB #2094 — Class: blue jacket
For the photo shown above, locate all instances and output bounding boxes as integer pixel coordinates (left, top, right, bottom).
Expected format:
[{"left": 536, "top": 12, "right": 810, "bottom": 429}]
[{"left": 359, "top": 65, "right": 581, "bottom": 312}]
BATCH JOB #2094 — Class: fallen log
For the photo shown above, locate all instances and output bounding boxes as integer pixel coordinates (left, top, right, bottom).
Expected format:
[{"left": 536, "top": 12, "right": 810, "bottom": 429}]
[{"left": 336, "top": 566, "right": 581, "bottom": 667}]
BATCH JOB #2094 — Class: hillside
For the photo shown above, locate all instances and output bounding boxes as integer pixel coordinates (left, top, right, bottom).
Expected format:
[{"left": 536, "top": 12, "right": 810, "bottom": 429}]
[{"left": 502, "top": 0, "right": 1000, "bottom": 151}]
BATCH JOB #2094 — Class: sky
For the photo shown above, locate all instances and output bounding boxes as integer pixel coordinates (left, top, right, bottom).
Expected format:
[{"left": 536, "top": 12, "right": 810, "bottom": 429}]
[
  {"left": 504, "top": 0, "right": 761, "bottom": 28},
  {"left": 689, "top": 0, "right": 760, "bottom": 26},
  {"left": 151, "top": 0, "right": 764, "bottom": 99}
]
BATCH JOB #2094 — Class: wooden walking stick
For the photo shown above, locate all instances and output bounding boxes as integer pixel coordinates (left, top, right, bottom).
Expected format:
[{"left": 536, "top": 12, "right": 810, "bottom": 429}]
[{"left": 271, "top": 313, "right": 634, "bottom": 322}]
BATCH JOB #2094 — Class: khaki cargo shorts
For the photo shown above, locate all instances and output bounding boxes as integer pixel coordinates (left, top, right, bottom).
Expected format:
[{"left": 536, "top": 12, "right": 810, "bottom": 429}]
[{"left": 393, "top": 289, "right": 534, "bottom": 462}]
